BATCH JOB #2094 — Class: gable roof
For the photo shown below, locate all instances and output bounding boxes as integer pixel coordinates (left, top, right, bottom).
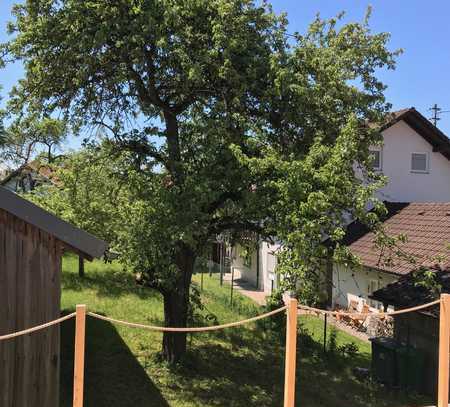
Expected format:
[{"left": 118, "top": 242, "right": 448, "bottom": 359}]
[
  {"left": 0, "top": 186, "right": 107, "bottom": 259},
  {"left": 342, "top": 202, "right": 450, "bottom": 276},
  {"left": 0, "top": 160, "right": 59, "bottom": 188},
  {"left": 383, "top": 108, "right": 450, "bottom": 160}
]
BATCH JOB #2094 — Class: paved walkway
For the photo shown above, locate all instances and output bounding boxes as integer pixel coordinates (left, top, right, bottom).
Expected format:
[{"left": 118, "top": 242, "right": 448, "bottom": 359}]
[{"left": 222, "top": 273, "right": 268, "bottom": 306}]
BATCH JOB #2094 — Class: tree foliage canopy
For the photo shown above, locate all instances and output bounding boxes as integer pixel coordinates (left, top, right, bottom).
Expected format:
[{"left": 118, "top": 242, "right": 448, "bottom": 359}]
[
  {"left": 3, "top": 0, "right": 399, "bottom": 360},
  {"left": 0, "top": 115, "right": 67, "bottom": 165}
]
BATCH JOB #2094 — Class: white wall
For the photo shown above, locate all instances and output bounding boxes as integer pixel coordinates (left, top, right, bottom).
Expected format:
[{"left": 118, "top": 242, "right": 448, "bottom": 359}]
[
  {"left": 332, "top": 263, "right": 397, "bottom": 311},
  {"left": 377, "top": 120, "right": 450, "bottom": 202},
  {"left": 260, "top": 242, "right": 280, "bottom": 293},
  {"left": 232, "top": 244, "right": 259, "bottom": 287},
  {"left": 231, "top": 242, "right": 280, "bottom": 293}
]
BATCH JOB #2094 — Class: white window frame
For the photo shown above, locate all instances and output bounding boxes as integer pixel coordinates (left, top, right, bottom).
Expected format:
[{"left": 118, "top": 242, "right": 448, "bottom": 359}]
[
  {"left": 369, "top": 148, "right": 382, "bottom": 171},
  {"left": 410, "top": 152, "right": 430, "bottom": 173}
]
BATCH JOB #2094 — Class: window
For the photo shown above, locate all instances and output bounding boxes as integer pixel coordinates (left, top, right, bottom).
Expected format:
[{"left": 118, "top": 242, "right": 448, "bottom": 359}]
[
  {"left": 411, "top": 152, "right": 429, "bottom": 173},
  {"left": 369, "top": 149, "right": 382, "bottom": 170}
]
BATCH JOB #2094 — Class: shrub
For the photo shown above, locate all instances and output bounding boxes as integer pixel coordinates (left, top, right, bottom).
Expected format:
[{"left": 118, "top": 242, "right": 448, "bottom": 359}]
[{"left": 337, "top": 342, "right": 359, "bottom": 358}]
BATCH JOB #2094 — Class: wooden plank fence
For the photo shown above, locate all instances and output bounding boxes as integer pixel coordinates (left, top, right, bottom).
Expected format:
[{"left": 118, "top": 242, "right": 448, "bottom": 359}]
[{"left": 438, "top": 294, "right": 450, "bottom": 407}]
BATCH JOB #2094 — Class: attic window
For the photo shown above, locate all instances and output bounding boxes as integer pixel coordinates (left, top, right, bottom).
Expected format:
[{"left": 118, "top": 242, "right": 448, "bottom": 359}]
[{"left": 411, "top": 153, "right": 429, "bottom": 173}]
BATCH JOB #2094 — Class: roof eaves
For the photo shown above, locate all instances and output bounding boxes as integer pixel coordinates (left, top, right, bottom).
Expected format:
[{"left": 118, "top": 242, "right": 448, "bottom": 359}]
[
  {"left": 384, "top": 108, "right": 450, "bottom": 160},
  {"left": 0, "top": 186, "right": 107, "bottom": 259}
]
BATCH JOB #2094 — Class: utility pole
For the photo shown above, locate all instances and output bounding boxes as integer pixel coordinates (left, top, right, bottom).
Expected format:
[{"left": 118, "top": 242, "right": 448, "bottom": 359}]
[{"left": 429, "top": 103, "right": 450, "bottom": 127}]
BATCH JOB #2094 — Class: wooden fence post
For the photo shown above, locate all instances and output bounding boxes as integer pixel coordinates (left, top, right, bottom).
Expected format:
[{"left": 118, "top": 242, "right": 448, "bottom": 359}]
[
  {"left": 438, "top": 294, "right": 450, "bottom": 407},
  {"left": 284, "top": 297, "right": 298, "bottom": 407},
  {"left": 73, "top": 304, "right": 87, "bottom": 407}
]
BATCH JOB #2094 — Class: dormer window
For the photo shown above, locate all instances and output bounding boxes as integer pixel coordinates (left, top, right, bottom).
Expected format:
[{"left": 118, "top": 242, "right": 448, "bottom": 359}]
[
  {"left": 411, "top": 152, "right": 429, "bottom": 173},
  {"left": 369, "top": 149, "right": 382, "bottom": 171}
]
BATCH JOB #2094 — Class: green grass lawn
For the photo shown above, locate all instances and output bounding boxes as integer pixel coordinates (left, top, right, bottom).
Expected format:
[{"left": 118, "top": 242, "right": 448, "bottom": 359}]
[{"left": 59, "top": 256, "right": 429, "bottom": 407}]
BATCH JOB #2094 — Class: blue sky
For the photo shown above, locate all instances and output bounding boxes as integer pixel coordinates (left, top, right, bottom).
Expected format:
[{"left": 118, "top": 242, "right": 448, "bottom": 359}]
[{"left": 1, "top": 0, "right": 450, "bottom": 137}]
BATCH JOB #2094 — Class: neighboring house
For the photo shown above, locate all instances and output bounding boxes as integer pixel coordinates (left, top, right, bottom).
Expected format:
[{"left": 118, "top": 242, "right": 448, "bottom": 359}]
[
  {"left": 0, "top": 186, "right": 107, "bottom": 407},
  {"left": 0, "top": 160, "right": 57, "bottom": 193},
  {"left": 230, "top": 107, "right": 450, "bottom": 298},
  {"left": 332, "top": 202, "right": 450, "bottom": 311},
  {"left": 371, "top": 108, "right": 450, "bottom": 203}
]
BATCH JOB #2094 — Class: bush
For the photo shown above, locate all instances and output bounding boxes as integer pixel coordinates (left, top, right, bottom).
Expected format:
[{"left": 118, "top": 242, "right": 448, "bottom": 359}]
[
  {"left": 260, "top": 289, "right": 286, "bottom": 336},
  {"left": 337, "top": 342, "right": 359, "bottom": 358},
  {"left": 327, "top": 327, "right": 338, "bottom": 353}
]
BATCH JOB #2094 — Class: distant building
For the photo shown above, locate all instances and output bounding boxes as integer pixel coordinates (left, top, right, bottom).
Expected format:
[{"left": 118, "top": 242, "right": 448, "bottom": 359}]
[
  {"left": 231, "top": 108, "right": 450, "bottom": 299},
  {"left": 0, "top": 160, "right": 58, "bottom": 193},
  {"left": 332, "top": 202, "right": 450, "bottom": 311}
]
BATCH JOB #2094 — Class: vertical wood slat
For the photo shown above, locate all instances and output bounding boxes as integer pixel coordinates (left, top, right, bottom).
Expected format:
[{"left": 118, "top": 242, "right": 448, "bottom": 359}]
[
  {"left": 73, "top": 304, "right": 87, "bottom": 407},
  {"left": 438, "top": 294, "right": 450, "bottom": 407},
  {"left": 284, "top": 297, "right": 298, "bottom": 407},
  {"left": 0, "top": 209, "right": 61, "bottom": 407}
]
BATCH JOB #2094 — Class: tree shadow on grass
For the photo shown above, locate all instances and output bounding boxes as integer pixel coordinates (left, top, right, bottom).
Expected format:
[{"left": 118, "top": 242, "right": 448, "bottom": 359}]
[
  {"left": 60, "top": 311, "right": 169, "bottom": 407},
  {"left": 61, "top": 269, "right": 161, "bottom": 301},
  {"left": 163, "top": 329, "right": 286, "bottom": 406},
  {"left": 175, "top": 327, "right": 427, "bottom": 407}
]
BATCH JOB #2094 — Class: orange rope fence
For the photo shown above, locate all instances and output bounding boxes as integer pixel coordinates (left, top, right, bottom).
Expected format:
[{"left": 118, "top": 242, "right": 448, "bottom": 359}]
[
  {"left": 87, "top": 306, "right": 287, "bottom": 332},
  {"left": 0, "top": 298, "right": 441, "bottom": 341},
  {"left": 0, "top": 312, "right": 76, "bottom": 341},
  {"left": 0, "top": 297, "right": 449, "bottom": 407},
  {"left": 298, "top": 299, "right": 441, "bottom": 318}
]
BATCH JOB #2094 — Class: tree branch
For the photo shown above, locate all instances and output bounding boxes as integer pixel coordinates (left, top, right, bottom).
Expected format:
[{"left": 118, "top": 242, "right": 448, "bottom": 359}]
[{"left": 208, "top": 218, "right": 264, "bottom": 237}]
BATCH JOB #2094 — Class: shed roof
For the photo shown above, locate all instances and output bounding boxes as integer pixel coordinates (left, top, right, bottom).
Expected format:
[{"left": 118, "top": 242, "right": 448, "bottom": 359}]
[
  {"left": 342, "top": 202, "right": 450, "bottom": 276},
  {"left": 0, "top": 186, "right": 107, "bottom": 259},
  {"left": 370, "top": 270, "right": 450, "bottom": 317}
]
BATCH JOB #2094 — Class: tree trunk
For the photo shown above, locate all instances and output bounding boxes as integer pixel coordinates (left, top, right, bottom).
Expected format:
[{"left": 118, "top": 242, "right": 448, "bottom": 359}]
[
  {"left": 162, "top": 245, "right": 195, "bottom": 363},
  {"left": 78, "top": 255, "right": 85, "bottom": 278}
]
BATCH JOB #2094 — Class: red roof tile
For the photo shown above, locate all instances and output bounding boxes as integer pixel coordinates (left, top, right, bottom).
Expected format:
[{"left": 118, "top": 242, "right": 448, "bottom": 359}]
[{"left": 346, "top": 203, "right": 450, "bottom": 275}]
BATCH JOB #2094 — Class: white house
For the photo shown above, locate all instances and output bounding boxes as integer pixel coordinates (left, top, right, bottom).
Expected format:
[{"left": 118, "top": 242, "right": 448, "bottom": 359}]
[
  {"left": 231, "top": 107, "right": 450, "bottom": 305},
  {"left": 332, "top": 202, "right": 450, "bottom": 311},
  {"left": 232, "top": 242, "right": 281, "bottom": 294},
  {"left": 372, "top": 108, "right": 450, "bottom": 203}
]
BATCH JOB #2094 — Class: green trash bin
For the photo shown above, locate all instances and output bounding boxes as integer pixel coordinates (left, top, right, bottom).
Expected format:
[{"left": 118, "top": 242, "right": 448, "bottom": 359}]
[
  {"left": 397, "top": 346, "right": 426, "bottom": 393},
  {"left": 371, "top": 337, "right": 399, "bottom": 386}
]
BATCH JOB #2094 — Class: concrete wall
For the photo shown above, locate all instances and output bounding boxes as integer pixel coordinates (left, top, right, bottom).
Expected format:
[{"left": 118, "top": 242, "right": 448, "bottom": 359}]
[
  {"left": 377, "top": 120, "right": 450, "bottom": 202},
  {"left": 332, "top": 263, "right": 397, "bottom": 311}
]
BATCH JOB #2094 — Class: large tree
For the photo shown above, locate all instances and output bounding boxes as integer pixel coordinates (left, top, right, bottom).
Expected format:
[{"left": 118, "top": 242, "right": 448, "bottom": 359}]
[
  {"left": 0, "top": 115, "right": 67, "bottom": 166},
  {"left": 2, "top": 1, "right": 398, "bottom": 362}
]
